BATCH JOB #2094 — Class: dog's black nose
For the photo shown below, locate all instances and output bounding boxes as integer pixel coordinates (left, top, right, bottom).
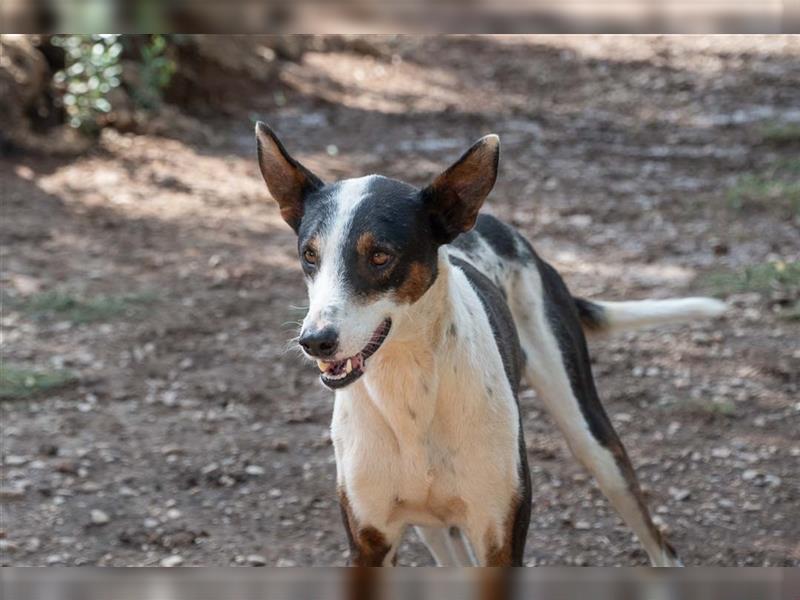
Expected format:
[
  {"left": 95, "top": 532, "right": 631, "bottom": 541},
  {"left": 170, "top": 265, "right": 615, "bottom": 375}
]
[{"left": 299, "top": 326, "right": 339, "bottom": 358}]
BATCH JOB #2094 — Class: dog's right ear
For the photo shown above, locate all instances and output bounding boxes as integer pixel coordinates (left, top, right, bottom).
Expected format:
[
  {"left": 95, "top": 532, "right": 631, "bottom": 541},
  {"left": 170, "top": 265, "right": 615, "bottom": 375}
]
[{"left": 255, "top": 122, "right": 323, "bottom": 232}]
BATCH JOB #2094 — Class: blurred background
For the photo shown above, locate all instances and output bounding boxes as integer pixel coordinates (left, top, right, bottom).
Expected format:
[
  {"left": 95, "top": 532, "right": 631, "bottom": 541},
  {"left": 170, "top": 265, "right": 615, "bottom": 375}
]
[
  {"left": 1, "top": 35, "right": 799, "bottom": 567},
  {"left": 2, "top": 0, "right": 797, "bottom": 33}
]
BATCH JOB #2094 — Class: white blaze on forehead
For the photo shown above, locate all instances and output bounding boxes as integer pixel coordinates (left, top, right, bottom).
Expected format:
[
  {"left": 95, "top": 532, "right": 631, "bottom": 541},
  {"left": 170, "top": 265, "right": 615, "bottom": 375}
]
[{"left": 305, "top": 176, "right": 375, "bottom": 327}]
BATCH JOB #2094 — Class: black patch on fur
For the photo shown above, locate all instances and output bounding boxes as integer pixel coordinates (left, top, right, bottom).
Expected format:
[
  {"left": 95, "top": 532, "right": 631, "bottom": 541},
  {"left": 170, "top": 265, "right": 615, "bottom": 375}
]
[
  {"left": 574, "top": 297, "right": 608, "bottom": 332},
  {"left": 450, "top": 226, "right": 482, "bottom": 257},
  {"left": 449, "top": 255, "right": 531, "bottom": 566},
  {"left": 533, "top": 255, "right": 619, "bottom": 449},
  {"left": 295, "top": 187, "right": 339, "bottom": 276},
  {"left": 341, "top": 177, "right": 440, "bottom": 301},
  {"left": 512, "top": 418, "right": 532, "bottom": 566},
  {"left": 453, "top": 214, "right": 534, "bottom": 264},
  {"left": 448, "top": 256, "right": 523, "bottom": 397}
]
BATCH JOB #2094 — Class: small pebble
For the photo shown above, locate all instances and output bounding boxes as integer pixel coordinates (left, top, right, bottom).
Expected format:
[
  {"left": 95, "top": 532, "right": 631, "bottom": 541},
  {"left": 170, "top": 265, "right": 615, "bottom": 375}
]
[
  {"left": 0, "top": 487, "right": 26, "bottom": 500},
  {"left": 275, "top": 558, "right": 296, "bottom": 567},
  {"left": 247, "top": 554, "right": 267, "bottom": 566},
  {"left": 668, "top": 487, "right": 691, "bottom": 502},
  {"left": 165, "top": 508, "right": 183, "bottom": 520},
  {"left": 742, "top": 469, "right": 759, "bottom": 481},
  {"left": 90, "top": 509, "right": 110, "bottom": 525},
  {"left": 160, "top": 555, "right": 184, "bottom": 567}
]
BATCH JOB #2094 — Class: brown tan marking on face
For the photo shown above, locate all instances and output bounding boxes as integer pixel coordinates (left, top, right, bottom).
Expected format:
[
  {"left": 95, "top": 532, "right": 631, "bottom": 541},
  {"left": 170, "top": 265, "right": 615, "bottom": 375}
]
[
  {"left": 395, "top": 261, "right": 434, "bottom": 304},
  {"left": 305, "top": 235, "right": 320, "bottom": 254},
  {"left": 356, "top": 231, "right": 376, "bottom": 256},
  {"left": 483, "top": 492, "right": 520, "bottom": 567},
  {"left": 339, "top": 487, "right": 392, "bottom": 566}
]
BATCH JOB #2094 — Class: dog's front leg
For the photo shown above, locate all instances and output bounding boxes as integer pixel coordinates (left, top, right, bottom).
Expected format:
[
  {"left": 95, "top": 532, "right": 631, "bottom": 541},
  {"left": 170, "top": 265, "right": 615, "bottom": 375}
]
[
  {"left": 339, "top": 487, "right": 405, "bottom": 566},
  {"left": 463, "top": 481, "right": 531, "bottom": 567}
]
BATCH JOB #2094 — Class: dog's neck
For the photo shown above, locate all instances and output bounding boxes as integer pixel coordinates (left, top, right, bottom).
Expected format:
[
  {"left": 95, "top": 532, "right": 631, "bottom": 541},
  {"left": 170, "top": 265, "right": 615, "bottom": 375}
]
[
  {"left": 384, "top": 247, "right": 453, "bottom": 354},
  {"left": 352, "top": 248, "right": 460, "bottom": 428},
  {"left": 355, "top": 247, "right": 458, "bottom": 408}
]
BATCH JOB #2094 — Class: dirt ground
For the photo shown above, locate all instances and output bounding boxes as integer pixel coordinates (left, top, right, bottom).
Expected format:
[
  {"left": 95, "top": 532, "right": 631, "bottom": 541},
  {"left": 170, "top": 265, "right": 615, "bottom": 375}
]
[{"left": 2, "top": 36, "right": 799, "bottom": 567}]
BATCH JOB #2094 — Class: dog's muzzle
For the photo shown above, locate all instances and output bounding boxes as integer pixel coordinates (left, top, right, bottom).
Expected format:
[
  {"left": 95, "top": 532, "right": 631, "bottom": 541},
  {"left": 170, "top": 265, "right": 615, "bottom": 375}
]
[{"left": 314, "top": 319, "right": 392, "bottom": 390}]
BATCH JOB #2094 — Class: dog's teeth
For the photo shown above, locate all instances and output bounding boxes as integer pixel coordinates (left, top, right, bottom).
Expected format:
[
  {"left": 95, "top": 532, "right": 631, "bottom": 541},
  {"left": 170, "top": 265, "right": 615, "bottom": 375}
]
[
  {"left": 345, "top": 359, "right": 353, "bottom": 374},
  {"left": 317, "top": 360, "right": 327, "bottom": 372}
]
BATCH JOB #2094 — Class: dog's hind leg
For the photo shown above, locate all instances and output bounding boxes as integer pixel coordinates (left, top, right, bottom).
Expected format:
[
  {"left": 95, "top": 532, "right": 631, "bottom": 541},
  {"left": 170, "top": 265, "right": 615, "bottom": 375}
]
[
  {"left": 507, "top": 262, "right": 682, "bottom": 567},
  {"left": 415, "top": 526, "right": 476, "bottom": 566}
]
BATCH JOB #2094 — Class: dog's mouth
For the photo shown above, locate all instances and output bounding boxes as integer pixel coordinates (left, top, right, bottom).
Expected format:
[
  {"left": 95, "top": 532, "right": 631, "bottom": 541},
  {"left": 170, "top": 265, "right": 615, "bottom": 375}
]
[{"left": 315, "top": 319, "right": 392, "bottom": 390}]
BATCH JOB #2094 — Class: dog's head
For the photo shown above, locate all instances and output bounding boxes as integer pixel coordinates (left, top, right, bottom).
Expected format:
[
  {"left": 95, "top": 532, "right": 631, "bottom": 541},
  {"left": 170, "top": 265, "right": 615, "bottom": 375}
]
[{"left": 255, "top": 122, "right": 499, "bottom": 389}]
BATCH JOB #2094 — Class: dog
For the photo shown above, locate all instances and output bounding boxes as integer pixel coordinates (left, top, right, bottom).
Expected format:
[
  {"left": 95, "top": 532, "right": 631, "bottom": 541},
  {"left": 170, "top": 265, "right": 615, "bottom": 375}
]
[{"left": 255, "top": 122, "right": 725, "bottom": 566}]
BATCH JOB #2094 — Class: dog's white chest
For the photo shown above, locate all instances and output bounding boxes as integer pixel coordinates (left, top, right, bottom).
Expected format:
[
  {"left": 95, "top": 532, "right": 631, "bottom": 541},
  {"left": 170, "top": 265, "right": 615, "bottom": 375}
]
[{"left": 331, "top": 334, "right": 520, "bottom": 529}]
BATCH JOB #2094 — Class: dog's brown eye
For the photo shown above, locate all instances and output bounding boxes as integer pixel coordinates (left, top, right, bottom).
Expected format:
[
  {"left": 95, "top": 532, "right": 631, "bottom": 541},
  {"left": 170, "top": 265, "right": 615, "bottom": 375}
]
[
  {"left": 370, "top": 251, "right": 391, "bottom": 267},
  {"left": 303, "top": 248, "right": 317, "bottom": 265}
]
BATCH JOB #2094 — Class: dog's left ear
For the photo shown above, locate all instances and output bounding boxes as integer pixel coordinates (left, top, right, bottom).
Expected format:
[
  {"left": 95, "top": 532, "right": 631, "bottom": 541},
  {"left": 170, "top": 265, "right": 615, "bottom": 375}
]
[
  {"left": 255, "top": 121, "right": 324, "bottom": 232},
  {"left": 423, "top": 134, "right": 500, "bottom": 244}
]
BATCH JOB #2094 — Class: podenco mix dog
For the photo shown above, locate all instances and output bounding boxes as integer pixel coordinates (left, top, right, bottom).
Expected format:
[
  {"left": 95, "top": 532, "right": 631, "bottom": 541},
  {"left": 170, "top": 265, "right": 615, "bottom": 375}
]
[{"left": 255, "top": 122, "right": 725, "bottom": 566}]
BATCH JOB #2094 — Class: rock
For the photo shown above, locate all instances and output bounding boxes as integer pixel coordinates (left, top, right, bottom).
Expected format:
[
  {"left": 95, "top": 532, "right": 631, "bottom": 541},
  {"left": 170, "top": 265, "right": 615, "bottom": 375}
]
[
  {"left": 668, "top": 487, "right": 691, "bottom": 501},
  {"left": 0, "top": 486, "right": 26, "bottom": 500},
  {"left": 247, "top": 554, "right": 267, "bottom": 566},
  {"left": 742, "top": 501, "right": 762, "bottom": 512},
  {"left": 160, "top": 555, "right": 184, "bottom": 567},
  {"left": 39, "top": 444, "right": 59, "bottom": 457},
  {"left": 742, "top": 469, "right": 759, "bottom": 481},
  {"left": 90, "top": 509, "right": 111, "bottom": 525},
  {"left": 5, "top": 455, "right": 28, "bottom": 466},
  {"left": 275, "top": 558, "right": 296, "bottom": 567},
  {"left": 0, "top": 540, "right": 19, "bottom": 554},
  {"left": 574, "top": 520, "right": 591, "bottom": 530},
  {"left": 55, "top": 460, "right": 79, "bottom": 475},
  {"left": 711, "top": 447, "right": 731, "bottom": 458},
  {"left": 165, "top": 509, "right": 183, "bottom": 520},
  {"left": 245, "top": 465, "right": 265, "bottom": 476}
]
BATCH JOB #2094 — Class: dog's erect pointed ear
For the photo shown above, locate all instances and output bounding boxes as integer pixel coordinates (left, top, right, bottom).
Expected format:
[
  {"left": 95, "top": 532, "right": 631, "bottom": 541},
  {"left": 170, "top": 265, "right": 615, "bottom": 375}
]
[
  {"left": 255, "top": 121, "right": 324, "bottom": 232},
  {"left": 423, "top": 134, "right": 500, "bottom": 244}
]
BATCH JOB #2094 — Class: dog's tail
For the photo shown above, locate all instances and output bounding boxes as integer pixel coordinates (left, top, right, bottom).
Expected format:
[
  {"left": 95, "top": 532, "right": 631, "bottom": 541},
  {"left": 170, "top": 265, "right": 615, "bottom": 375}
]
[{"left": 574, "top": 296, "right": 726, "bottom": 335}]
